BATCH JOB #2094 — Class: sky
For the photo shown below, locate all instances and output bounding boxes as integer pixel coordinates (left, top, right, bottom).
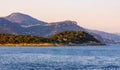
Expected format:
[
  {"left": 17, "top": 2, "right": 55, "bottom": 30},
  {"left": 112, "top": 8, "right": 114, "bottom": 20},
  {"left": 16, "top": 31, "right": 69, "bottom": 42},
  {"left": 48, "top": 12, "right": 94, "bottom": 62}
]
[{"left": 0, "top": 0, "right": 120, "bottom": 33}]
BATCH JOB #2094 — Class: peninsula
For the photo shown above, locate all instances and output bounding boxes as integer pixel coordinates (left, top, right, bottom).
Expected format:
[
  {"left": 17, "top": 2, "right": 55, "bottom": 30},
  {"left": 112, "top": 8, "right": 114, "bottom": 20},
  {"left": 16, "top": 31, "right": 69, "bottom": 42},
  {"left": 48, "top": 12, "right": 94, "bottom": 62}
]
[{"left": 0, "top": 30, "right": 103, "bottom": 46}]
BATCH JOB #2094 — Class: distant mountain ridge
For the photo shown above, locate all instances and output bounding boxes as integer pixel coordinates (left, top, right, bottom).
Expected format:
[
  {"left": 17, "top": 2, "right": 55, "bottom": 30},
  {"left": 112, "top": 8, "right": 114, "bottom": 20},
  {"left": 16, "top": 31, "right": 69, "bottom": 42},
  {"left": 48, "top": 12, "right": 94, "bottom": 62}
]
[
  {"left": 87, "top": 30, "right": 120, "bottom": 43},
  {"left": 0, "top": 12, "right": 120, "bottom": 44},
  {"left": 24, "top": 20, "right": 86, "bottom": 36},
  {"left": 0, "top": 18, "right": 24, "bottom": 34},
  {"left": 115, "top": 33, "right": 120, "bottom": 36},
  {"left": 5, "top": 13, "right": 47, "bottom": 27}
]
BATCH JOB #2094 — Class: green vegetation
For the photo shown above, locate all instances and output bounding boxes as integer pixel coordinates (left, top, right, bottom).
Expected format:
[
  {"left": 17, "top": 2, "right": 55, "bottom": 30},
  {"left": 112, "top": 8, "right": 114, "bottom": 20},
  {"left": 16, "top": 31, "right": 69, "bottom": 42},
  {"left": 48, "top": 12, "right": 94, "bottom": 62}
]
[
  {"left": 49, "top": 30, "right": 100, "bottom": 45},
  {"left": 0, "top": 34, "right": 49, "bottom": 44},
  {"left": 0, "top": 30, "right": 101, "bottom": 46}
]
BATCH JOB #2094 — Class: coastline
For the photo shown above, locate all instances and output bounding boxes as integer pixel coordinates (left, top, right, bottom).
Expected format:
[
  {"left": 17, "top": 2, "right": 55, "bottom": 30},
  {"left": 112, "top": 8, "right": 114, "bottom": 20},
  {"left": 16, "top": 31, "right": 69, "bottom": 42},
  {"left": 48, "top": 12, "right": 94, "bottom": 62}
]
[
  {"left": 0, "top": 43, "right": 63, "bottom": 46},
  {"left": 0, "top": 43, "right": 105, "bottom": 47}
]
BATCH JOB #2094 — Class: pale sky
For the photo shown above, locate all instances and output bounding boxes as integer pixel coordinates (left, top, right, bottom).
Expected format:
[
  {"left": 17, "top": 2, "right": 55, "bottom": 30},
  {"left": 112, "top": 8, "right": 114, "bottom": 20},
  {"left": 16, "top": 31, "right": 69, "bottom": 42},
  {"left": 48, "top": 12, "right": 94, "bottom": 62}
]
[{"left": 0, "top": 0, "right": 120, "bottom": 33}]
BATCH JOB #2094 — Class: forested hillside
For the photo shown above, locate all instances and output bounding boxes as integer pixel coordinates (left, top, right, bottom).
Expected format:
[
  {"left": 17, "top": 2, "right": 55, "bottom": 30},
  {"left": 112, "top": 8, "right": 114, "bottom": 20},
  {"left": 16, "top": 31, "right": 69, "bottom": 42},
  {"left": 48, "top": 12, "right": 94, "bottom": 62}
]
[
  {"left": 50, "top": 30, "right": 100, "bottom": 44},
  {"left": 0, "top": 34, "right": 49, "bottom": 44},
  {"left": 0, "top": 30, "right": 101, "bottom": 45}
]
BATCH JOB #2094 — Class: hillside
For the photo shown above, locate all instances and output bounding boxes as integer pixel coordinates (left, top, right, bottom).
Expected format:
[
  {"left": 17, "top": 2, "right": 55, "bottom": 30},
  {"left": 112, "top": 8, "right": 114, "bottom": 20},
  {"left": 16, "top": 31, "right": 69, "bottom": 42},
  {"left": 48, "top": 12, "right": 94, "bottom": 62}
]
[
  {"left": 0, "top": 30, "right": 102, "bottom": 46},
  {"left": 0, "top": 18, "right": 24, "bottom": 34},
  {"left": 0, "top": 34, "right": 48, "bottom": 44},
  {"left": 88, "top": 30, "right": 120, "bottom": 43},
  {"left": 5, "top": 13, "right": 47, "bottom": 27},
  {"left": 0, "top": 12, "right": 120, "bottom": 44},
  {"left": 25, "top": 20, "right": 86, "bottom": 36},
  {"left": 49, "top": 30, "right": 101, "bottom": 45}
]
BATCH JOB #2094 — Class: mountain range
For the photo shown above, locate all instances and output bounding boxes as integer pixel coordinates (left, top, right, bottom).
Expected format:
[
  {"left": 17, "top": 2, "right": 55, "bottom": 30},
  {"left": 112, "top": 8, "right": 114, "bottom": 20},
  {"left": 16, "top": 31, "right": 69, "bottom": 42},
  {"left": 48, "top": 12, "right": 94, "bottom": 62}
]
[
  {"left": 0, "top": 12, "right": 120, "bottom": 44},
  {"left": 5, "top": 13, "right": 47, "bottom": 27},
  {"left": 115, "top": 33, "right": 120, "bottom": 36}
]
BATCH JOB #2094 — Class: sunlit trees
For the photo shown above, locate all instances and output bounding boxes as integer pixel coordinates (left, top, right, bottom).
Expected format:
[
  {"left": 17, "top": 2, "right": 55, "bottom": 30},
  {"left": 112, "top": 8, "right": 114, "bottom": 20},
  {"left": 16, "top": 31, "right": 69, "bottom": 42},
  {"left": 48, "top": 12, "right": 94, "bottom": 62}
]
[
  {"left": 0, "top": 30, "right": 100, "bottom": 45},
  {"left": 49, "top": 30, "right": 100, "bottom": 44}
]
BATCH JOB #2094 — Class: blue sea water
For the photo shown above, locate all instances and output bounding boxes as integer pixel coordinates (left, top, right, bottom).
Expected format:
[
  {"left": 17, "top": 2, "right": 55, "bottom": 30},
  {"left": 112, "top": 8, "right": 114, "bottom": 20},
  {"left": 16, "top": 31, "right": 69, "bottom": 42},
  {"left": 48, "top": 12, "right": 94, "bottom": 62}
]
[{"left": 0, "top": 44, "right": 120, "bottom": 70}]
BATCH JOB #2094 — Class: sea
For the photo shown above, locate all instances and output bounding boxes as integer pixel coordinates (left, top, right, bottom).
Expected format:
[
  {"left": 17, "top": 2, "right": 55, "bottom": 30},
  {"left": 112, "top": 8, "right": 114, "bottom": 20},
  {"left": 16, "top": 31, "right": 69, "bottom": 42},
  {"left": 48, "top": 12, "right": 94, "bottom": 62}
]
[{"left": 0, "top": 44, "right": 120, "bottom": 70}]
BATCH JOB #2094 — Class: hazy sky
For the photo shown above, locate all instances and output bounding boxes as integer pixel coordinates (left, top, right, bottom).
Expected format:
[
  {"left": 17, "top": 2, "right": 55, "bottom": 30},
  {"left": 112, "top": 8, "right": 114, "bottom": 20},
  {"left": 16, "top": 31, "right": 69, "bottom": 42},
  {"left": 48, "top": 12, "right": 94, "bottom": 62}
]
[{"left": 0, "top": 0, "right": 120, "bottom": 33}]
